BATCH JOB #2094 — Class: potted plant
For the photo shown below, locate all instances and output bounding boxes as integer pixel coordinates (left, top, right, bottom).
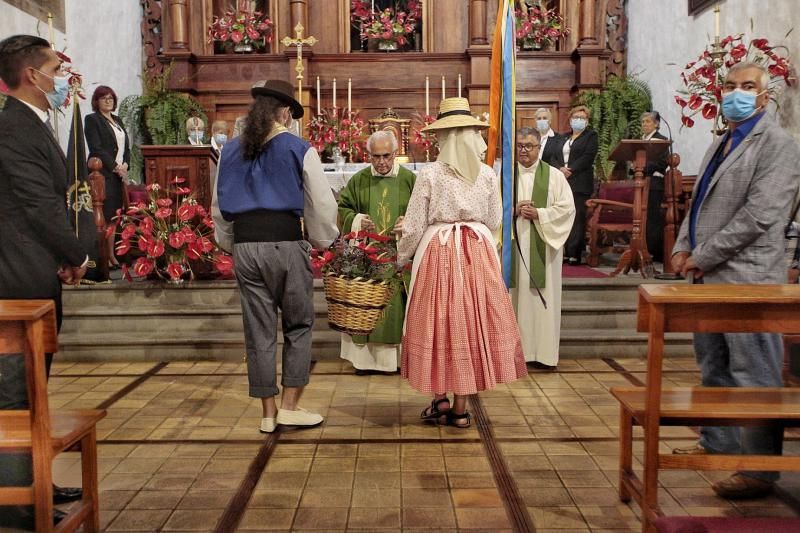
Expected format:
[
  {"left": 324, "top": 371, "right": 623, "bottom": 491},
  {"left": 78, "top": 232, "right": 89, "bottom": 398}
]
[
  {"left": 576, "top": 75, "right": 653, "bottom": 180},
  {"left": 313, "top": 231, "right": 404, "bottom": 336},
  {"left": 207, "top": 9, "right": 273, "bottom": 53},
  {"left": 675, "top": 32, "right": 794, "bottom": 131},
  {"left": 514, "top": 3, "right": 569, "bottom": 51},
  {"left": 351, "top": 1, "right": 421, "bottom": 51},
  {"left": 112, "top": 178, "right": 233, "bottom": 283},
  {"left": 307, "top": 107, "right": 368, "bottom": 162}
]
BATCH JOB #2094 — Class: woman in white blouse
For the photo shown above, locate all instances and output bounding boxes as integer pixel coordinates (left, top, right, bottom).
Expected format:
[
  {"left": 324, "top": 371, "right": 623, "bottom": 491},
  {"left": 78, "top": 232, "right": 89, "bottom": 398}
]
[{"left": 85, "top": 86, "right": 130, "bottom": 268}]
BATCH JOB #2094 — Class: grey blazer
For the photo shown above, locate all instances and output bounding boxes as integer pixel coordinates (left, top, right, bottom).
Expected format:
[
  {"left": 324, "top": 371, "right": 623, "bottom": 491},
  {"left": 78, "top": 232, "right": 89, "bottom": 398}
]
[{"left": 673, "top": 113, "right": 800, "bottom": 284}]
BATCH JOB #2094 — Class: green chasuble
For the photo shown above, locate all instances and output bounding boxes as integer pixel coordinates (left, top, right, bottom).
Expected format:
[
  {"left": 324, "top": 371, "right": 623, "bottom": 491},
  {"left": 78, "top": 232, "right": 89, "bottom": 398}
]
[{"left": 337, "top": 165, "right": 416, "bottom": 345}]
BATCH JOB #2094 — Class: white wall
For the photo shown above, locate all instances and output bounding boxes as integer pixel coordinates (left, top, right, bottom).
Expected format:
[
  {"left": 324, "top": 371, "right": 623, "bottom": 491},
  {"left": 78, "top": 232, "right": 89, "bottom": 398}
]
[
  {"left": 627, "top": 0, "right": 800, "bottom": 175},
  {"left": 1, "top": 1, "right": 143, "bottom": 148}
]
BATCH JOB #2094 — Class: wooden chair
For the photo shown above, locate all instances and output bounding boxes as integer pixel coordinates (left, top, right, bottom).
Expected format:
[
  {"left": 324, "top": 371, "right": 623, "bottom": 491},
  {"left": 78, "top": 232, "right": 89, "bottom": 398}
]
[
  {"left": 585, "top": 179, "right": 650, "bottom": 269},
  {"left": 0, "top": 300, "right": 106, "bottom": 532},
  {"left": 611, "top": 285, "right": 800, "bottom": 532}
]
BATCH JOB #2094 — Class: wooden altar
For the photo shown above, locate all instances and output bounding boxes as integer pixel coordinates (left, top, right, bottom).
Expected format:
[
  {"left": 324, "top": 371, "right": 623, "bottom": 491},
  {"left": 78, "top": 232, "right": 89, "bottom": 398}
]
[
  {"left": 141, "top": 145, "right": 218, "bottom": 212},
  {"left": 143, "top": 0, "right": 626, "bottom": 160}
]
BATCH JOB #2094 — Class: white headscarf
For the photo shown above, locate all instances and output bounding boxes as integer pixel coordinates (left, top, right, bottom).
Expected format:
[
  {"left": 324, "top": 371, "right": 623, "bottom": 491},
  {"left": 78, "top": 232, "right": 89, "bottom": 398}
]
[{"left": 436, "top": 128, "right": 487, "bottom": 185}]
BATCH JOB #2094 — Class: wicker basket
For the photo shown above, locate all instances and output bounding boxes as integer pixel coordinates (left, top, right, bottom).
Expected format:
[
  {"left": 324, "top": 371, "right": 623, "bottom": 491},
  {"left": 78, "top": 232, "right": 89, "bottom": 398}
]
[{"left": 323, "top": 273, "right": 395, "bottom": 336}]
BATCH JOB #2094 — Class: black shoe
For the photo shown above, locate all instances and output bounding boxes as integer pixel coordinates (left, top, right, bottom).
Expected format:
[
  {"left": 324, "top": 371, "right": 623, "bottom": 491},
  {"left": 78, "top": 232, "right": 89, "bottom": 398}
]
[
  {"left": 53, "top": 485, "right": 82, "bottom": 504},
  {"left": 566, "top": 258, "right": 580, "bottom": 266},
  {"left": 527, "top": 361, "right": 557, "bottom": 371},
  {"left": 0, "top": 506, "right": 67, "bottom": 530}
]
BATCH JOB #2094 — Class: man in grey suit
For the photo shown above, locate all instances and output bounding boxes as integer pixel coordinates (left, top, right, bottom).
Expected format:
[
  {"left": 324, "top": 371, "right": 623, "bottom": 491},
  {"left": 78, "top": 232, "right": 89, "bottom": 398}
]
[{"left": 672, "top": 62, "right": 800, "bottom": 499}]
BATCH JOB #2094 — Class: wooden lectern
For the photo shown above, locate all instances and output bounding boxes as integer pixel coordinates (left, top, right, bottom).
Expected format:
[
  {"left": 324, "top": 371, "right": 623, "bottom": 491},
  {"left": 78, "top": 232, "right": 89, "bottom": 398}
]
[
  {"left": 607, "top": 139, "right": 671, "bottom": 277},
  {"left": 141, "top": 145, "right": 218, "bottom": 212}
]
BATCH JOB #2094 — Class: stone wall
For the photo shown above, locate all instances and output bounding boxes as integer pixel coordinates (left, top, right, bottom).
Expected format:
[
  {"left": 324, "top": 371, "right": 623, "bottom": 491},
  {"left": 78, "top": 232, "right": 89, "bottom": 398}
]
[{"left": 627, "top": 0, "right": 800, "bottom": 175}]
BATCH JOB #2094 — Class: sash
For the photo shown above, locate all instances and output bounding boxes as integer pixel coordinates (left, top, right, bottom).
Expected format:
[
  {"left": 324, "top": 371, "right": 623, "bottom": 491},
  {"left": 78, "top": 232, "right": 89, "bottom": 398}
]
[{"left": 529, "top": 162, "right": 549, "bottom": 289}]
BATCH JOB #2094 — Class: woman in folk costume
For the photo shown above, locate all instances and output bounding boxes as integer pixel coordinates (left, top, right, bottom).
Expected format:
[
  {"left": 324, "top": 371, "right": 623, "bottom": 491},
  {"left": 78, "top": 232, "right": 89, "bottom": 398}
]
[{"left": 397, "top": 98, "right": 526, "bottom": 428}]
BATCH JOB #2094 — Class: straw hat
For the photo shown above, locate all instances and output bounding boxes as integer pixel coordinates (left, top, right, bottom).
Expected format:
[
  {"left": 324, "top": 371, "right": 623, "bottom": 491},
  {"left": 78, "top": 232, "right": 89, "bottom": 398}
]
[
  {"left": 251, "top": 79, "right": 304, "bottom": 119},
  {"left": 422, "top": 97, "right": 488, "bottom": 132}
]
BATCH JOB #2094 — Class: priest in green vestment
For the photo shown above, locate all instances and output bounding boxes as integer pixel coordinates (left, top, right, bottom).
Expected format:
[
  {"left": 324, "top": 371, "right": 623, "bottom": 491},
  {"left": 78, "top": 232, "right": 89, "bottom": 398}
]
[{"left": 337, "top": 131, "right": 416, "bottom": 374}]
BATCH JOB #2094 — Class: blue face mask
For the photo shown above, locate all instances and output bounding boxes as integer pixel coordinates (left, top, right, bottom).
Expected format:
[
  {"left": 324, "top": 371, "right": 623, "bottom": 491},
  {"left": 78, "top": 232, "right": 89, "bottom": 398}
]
[
  {"left": 536, "top": 119, "right": 550, "bottom": 133},
  {"left": 189, "top": 131, "right": 204, "bottom": 144},
  {"left": 34, "top": 69, "right": 69, "bottom": 109},
  {"left": 721, "top": 89, "right": 764, "bottom": 123},
  {"left": 214, "top": 133, "right": 227, "bottom": 146},
  {"left": 570, "top": 117, "right": 587, "bottom": 132}
]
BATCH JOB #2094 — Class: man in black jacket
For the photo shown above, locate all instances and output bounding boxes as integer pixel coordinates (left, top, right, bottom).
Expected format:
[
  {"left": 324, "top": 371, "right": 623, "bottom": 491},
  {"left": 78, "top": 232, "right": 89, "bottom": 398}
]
[
  {"left": 0, "top": 34, "right": 88, "bottom": 529},
  {"left": 640, "top": 111, "right": 669, "bottom": 262}
]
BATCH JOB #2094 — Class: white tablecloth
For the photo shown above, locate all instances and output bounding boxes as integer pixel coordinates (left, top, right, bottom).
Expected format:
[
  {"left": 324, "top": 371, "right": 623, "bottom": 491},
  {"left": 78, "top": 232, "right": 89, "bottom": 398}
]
[{"left": 324, "top": 163, "right": 432, "bottom": 193}]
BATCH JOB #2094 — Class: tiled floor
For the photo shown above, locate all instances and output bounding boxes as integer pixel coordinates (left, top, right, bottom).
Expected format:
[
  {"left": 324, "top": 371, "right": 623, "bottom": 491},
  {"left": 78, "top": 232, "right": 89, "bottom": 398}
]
[{"left": 28, "top": 358, "right": 800, "bottom": 531}]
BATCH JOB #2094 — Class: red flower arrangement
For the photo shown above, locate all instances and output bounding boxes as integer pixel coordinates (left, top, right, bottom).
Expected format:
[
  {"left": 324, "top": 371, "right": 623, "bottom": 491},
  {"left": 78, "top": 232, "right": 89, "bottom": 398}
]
[
  {"left": 112, "top": 178, "right": 234, "bottom": 282},
  {"left": 312, "top": 231, "right": 403, "bottom": 286},
  {"left": 351, "top": 0, "right": 421, "bottom": 49},
  {"left": 307, "top": 107, "right": 367, "bottom": 162},
  {"left": 207, "top": 9, "right": 273, "bottom": 51},
  {"left": 410, "top": 112, "right": 439, "bottom": 159},
  {"left": 675, "top": 33, "right": 795, "bottom": 129},
  {"left": 514, "top": 5, "right": 569, "bottom": 50}
]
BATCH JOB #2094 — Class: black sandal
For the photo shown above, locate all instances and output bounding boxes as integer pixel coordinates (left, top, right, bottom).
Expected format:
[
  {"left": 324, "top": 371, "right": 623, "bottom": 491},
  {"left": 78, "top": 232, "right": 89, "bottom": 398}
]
[
  {"left": 446, "top": 411, "right": 471, "bottom": 429},
  {"left": 420, "top": 398, "right": 450, "bottom": 422}
]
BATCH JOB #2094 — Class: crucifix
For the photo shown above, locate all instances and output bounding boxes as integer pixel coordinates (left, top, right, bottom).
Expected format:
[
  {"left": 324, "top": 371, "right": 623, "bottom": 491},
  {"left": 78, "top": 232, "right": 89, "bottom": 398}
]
[{"left": 281, "top": 23, "right": 317, "bottom": 130}]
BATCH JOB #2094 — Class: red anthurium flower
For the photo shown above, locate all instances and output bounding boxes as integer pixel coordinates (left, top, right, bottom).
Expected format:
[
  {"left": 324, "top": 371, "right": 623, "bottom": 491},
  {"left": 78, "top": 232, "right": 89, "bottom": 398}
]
[
  {"left": 121, "top": 224, "right": 137, "bottom": 239},
  {"left": 701, "top": 103, "right": 717, "bottom": 120},
  {"left": 181, "top": 226, "right": 198, "bottom": 244},
  {"left": 155, "top": 207, "right": 172, "bottom": 219},
  {"left": 168, "top": 231, "right": 186, "bottom": 249},
  {"left": 198, "top": 237, "right": 214, "bottom": 253},
  {"left": 147, "top": 240, "right": 165, "bottom": 258},
  {"left": 195, "top": 206, "right": 208, "bottom": 218},
  {"left": 133, "top": 257, "right": 155, "bottom": 276},
  {"left": 156, "top": 198, "right": 173, "bottom": 207},
  {"left": 140, "top": 217, "right": 154, "bottom": 233},
  {"left": 681, "top": 115, "right": 695, "bottom": 128},
  {"left": 166, "top": 262, "right": 185, "bottom": 280},
  {"left": 115, "top": 240, "right": 131, "bottom": 256},
  {"left": 751, "top": 38, "right": 769, "bottom": 50},
  {"left": 674, "top": 96, "right": 688, "bottom": 108},
  {"left": 202, "top": 216, "right": 215, "bottom": 229},
  {"left": 177, "top": 203, "right": 196, "bottom": 221},
  {"left": 175, "top": 186, "right": 191, "bottom": 195},
  {"left": 187, "top": 240, "right": 203, "bottom": 260},
  {"left": 104, "top": 224, "right": 116, "bottom": 239},
  {"left": 138, "top": 234, "right": 152, "bottom": 252},
  {"left": 730, "top": 45, "right": 747, "bottom": 60},
  {"left": 171, "top": 176, "right": 187, "bottom": 184},
  {"left": 231, "top": 30, "right": 243, "bottom": 43},
  {"left": 121, "top": 263, "right": 133, "bottom": 282},
  {"left": 215, "top": 254, "right": 234, "bottom": 275},
  {"left": 687, "top": 94, "right": 703, "bottom": 110}
]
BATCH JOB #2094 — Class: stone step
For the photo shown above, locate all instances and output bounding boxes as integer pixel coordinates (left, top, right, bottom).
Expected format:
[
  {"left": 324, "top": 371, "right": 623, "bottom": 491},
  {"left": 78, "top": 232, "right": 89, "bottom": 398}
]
[
  {"left": 560, "top": 303, "right": 637, "bottom": 329},
  {"left": 558, "top": 330, "right": 694, "bottom": 358},
  {"left": 57, "top": 330, "right": 343, "bottom": 362}
]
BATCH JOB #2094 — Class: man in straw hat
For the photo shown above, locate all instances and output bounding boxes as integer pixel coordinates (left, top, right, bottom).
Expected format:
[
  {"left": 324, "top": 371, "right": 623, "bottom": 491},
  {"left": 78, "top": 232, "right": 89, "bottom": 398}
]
[
  {"left": 337, "top": 130, "right": 416, "bottom": 375},
  {"left": 212, "top": 80, "right": 338, "bottom": 433},
  {"left": 397, "top": 97, "right": 526, "bottom": 428}
]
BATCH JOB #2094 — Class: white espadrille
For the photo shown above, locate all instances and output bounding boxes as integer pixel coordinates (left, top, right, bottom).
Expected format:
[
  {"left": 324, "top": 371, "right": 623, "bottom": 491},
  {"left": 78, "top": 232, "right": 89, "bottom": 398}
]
[
  {"left": 276, "top": 407, "right": 323, "bottom": 427},
  {"left": 259, "top": 417, "right": 277, "bottom": 433}
]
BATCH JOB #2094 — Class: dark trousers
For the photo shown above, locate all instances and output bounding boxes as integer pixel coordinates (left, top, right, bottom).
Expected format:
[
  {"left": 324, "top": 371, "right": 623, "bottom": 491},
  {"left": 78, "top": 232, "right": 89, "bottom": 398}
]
[
  {"left": 647, "top": 178, "right": 665, "bottom": 262},
  {"left": 565, "top": 192, "right": 590, "bottom": 261}
]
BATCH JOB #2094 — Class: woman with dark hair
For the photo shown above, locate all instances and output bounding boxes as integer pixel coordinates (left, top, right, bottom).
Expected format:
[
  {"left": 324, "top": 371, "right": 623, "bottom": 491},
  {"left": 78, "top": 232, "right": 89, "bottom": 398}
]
[
  {"left": 211, "top": 80, "right": 338, "bottom": 434},
  {"left": 84, "top": 85, "right": 130, "bottom": 268}
]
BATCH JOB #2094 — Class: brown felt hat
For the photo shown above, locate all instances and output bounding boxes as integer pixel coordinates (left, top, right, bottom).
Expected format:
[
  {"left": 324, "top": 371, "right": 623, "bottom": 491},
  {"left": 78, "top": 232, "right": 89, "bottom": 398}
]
[{"left": 251, "top": 79, "right": 304, "bottom": 119}]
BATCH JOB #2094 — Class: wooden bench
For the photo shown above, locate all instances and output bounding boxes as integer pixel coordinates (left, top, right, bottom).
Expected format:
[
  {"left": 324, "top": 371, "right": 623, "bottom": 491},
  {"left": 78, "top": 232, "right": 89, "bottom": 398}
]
[
  {"left": 0, "top": 300, "right": 106, "bottom": 532},
  {"left": 610, "top": 284, "right": 800, "bottom": 532}
]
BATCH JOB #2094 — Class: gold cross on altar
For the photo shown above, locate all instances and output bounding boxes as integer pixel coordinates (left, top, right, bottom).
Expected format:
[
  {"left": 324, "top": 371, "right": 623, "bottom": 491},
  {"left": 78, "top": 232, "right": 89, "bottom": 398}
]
[{"left": 281, "top": 23, "right": 317, "bottom": 115}]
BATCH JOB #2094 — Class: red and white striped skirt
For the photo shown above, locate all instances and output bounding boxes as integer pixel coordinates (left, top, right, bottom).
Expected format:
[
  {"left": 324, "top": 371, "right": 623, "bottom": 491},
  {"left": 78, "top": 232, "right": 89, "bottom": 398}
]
[{"left": 401, "top": 223, "right": 526, "bottom": 395}]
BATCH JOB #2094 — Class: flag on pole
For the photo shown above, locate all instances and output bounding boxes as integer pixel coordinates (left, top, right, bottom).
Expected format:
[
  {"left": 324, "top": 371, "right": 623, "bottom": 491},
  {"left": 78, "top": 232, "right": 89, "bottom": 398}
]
[
  {"left": 66, "top": 100, "right": 103, "bottom": 280},
  {"left": 486, "top": 0, "right": 516, "bottom": 288}
]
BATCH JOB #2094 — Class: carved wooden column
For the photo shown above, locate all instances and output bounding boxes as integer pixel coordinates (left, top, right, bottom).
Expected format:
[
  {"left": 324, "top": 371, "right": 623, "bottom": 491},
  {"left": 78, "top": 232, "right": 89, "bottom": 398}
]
[
  {"left": 469, "top": 0, "right": 488, "bottom": 46},
  {"left": 290, "top": 0, "right": 308, "bottom": 31},
  {"left": 163, "top": 0, "right": 191, "bottom": 55},
  {"left": 579, "top": 0, "right": 599, "bottom": 45},
  {"left": 573, "top": 0, "right": 607, "bottom": 91}
]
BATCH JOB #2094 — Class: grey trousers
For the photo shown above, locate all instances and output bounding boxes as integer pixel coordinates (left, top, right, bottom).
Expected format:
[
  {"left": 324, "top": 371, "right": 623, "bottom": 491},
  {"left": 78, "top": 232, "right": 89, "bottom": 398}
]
[
  {"left": 233, "top": 241, "right": 315, "bottom": 398},
  {"left": 694, "top": 331, "right": 784, "bottom": 482}
]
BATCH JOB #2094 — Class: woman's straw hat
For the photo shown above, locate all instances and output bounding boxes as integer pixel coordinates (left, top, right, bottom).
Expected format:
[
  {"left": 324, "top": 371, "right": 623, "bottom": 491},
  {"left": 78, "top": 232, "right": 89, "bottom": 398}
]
[{"left": 422, "top": 97, "right": 489, "bottom": 132}]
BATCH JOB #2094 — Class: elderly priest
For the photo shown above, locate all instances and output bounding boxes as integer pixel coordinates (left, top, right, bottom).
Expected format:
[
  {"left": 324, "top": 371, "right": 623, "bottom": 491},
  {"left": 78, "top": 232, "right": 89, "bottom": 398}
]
[{"left": 337, "top": 130, "right": 416, "bottom": 374}]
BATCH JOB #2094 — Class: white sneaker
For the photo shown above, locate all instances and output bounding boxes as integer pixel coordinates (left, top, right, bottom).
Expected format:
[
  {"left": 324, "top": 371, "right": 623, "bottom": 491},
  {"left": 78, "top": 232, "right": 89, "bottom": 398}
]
[
  {"left": 260, "top": 417, "right": 276, "bottom": 433},
  {"left": 276, "top": 407, "right": 323, "bottom": 427}
]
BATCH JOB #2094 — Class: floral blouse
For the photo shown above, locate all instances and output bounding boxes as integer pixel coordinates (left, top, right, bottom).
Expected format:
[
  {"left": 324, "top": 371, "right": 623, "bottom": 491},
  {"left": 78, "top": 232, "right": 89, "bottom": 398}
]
[{"left": 397, "top": 161, "right": 502, "bottom": 264}]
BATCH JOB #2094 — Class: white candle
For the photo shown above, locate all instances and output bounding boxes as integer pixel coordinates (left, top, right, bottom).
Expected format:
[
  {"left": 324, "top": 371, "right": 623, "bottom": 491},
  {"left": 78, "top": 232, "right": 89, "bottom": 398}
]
[
  {"left": 458, "top": 74, "right": 462, "bottom": 98},
  {"left": 316, "top": 77, "right": 321, "bottom": 115},
  {"left": 332, "top": 77, "right": 337, "bottom": 108},
  {"left": 425, "top": 76, "right": 430, "bottom": 116},
  {"left": 714, "top": 5, "right": 720, "bottom": 38},
  {"left": 347, "top": 78, "right": 352, "bottom": 115},
  {"left": 47, "top": 12, "right": 55, "bottom": 48},
  {"left": 371, "top": 0, "right": 375, "bottom": 13},
  {"left": 441, "top": 76, "right": 446, "bottom": 101}
]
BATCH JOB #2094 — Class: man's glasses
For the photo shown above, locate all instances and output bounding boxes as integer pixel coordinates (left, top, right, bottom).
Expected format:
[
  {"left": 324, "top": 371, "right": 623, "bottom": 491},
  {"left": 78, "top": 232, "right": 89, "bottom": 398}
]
[
  {"left": 516, "top": 144, "right": 539, "bottom": 152},
  {"left": 370, "top": 153, "right": 394, "bottom": 160}
]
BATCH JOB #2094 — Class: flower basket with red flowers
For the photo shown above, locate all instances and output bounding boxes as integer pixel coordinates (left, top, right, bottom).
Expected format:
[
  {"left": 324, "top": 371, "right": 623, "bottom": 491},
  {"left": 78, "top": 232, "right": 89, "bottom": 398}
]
[
  {"left": 307, "top": 107, "right": 367, "bottom": 162},
  {"left": 351, "top": 0, "right": 421, "bottom": 51},
  {"left": 112, "top": 177, "right": 234, "bottom": 283},
  {"left": 207, "top": 9, "right": 273, "bottom": 53},
  {"left": 514, "top": 4, "right": 569, "bottom": 51},
  {"left": 675, "top": 32, "right": 795, "bottom": 131},
  {"left": 312, "top": 232, "right": 403, "bottom": 336}
]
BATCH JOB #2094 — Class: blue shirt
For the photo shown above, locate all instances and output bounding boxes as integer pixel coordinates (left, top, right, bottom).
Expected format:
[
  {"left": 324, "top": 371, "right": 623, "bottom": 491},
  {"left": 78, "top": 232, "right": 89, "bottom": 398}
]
[{"left": 689, "top": 111, "right": 765, "bottom": 248}]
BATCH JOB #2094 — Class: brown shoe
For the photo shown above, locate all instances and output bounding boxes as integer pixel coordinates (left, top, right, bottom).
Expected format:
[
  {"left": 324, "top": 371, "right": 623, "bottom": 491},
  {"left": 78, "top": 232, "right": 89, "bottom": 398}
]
[
  {"left": 672, "top": 443, "right": 708, "bottom": 455},
  {"left": 712, "top": 473, "right": 774, "bottom": 499}
]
